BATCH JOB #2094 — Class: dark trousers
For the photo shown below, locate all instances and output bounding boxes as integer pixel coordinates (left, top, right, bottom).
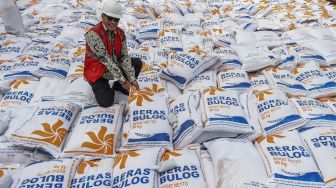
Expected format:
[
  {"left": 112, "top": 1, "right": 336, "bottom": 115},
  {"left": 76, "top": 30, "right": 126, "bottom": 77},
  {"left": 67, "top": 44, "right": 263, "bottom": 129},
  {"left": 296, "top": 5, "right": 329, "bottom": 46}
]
[{"left": 90, "top": 58, "right": 142, "bottom": 107}]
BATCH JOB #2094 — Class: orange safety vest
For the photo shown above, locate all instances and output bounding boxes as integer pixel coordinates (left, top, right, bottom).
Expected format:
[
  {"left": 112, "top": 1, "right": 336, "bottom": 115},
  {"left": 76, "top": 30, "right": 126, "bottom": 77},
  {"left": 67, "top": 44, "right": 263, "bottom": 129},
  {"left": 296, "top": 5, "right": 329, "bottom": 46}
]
[{"left": 84, "top": 21, "right": 124, "bottom": 84}]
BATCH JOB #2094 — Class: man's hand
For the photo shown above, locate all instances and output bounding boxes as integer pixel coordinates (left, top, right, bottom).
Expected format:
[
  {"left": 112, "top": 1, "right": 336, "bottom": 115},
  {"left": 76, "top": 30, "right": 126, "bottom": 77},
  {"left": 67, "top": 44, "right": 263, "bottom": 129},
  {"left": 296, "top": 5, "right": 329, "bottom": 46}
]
[
  {"left": 131, "top": 80, "right": 140, "bottom": 90},
  {"left": 121, "top": 80, "right": 131, "bottom": 92}
]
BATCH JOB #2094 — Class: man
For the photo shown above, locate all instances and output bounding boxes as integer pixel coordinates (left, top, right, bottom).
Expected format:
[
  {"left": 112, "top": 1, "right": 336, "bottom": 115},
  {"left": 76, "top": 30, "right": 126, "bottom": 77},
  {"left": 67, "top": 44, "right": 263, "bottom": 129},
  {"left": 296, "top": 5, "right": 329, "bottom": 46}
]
[{"left": 84, "top": 0, "right": 142, "bottom": 107}]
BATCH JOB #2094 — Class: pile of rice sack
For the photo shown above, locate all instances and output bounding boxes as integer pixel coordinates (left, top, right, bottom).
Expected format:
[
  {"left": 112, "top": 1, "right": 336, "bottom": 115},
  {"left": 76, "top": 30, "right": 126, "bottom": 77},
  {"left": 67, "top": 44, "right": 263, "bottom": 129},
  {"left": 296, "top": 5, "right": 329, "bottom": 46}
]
[{"left": 1, "top": 0, "right": 336, "bottom": 187}]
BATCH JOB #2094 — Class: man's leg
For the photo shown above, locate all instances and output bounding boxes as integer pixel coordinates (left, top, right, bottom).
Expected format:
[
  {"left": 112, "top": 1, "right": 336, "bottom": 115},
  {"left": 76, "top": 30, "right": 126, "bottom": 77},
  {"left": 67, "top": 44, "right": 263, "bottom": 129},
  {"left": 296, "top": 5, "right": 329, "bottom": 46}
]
[
  {"left": 131, "top": 57, "right": 143, "bottom": 78},
  {"left": 90, "top": 78, "right": 115, "bottom": 107},
  {"left": 115, "top": 58, "right": 143, "bottom": 95}
]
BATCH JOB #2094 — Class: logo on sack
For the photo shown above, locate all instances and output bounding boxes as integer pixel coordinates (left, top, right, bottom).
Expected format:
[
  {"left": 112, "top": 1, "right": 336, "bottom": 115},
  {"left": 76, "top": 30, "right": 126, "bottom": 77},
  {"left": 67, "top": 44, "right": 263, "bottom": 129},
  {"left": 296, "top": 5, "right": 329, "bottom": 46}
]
[
  {"left": 0, "top": 169, "right": 3, "bottom": 177},
  {"left": 131, "top": 7, "right": 146, "bottom": 14},
  {"left": 319, "top": 98, "right": 336, "bottom": 103},
  {"left": 2, "top": 41, "right": 16, "bottom": 46},
  {"left": 143, "top": 84, "right": 165, "bottom": 94},
  {"left": 31, "top": 119, "right": 67, "bottom": 147},
  {"left": 203, "top": 87, "right": 224, "bottom": 95},
  {"left": 141, "top": 63, "right": 153, "bottom": 72},
  {"left": 81, "top": 126, "right": 115, "bottom": 155},
  {"left": 10, "top": 80, "right": 30, "bottom": 89},
  {"left": 73, "top": 47, "right": 86, "bottom": 57},
  {"left": 75, "top": 65, "right": 84, "bottom": 73},
  {"left": 159, "top": 29, "right": 171, "bottom": 37},
  {"left": 265, "top": 67, "right": 279, "bottom": 73},
  {"left": 129, "top": 88, "right": 154, "bottom": 106},
  {"left": 114, "top": 151, "right": 140, "bottom": 169},
  {"left": 19, "top": 56, "right": 34, "bottom": 63},
  {"left": 55, "top": 44, "right": 65, "bottom": 50},
  {"left": 254, "top": 90, "right": 273, "bottom": 101},
  {"left": 256, "top": 134, "right": 286, "bottom": 144},
  {"left": 188, "top": 45, "right": 206, "bottom": 55},
  {"left": 77, "top": 160, "right": 99, "bottom": 174},
  {"left": 162, "top": 151, "right": 182, "bottom": 161}
]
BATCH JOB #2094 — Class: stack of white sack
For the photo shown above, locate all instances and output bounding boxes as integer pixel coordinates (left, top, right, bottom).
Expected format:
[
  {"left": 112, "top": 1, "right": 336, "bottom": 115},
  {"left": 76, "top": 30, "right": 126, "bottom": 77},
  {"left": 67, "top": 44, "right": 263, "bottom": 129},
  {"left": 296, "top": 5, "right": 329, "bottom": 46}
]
[
  {"left": 290, "top": 96, "right": 336, "bottom": 127},
  {"left": 204, "top": 138, "right": 273, "bottom": 188},
  {"left": 158, "top": 145, "right": 208, "bottom": 188},
  {"left": 121, "top": 87, "right": 173, "bottom": 151},
  {"left": 255, "top": 130, "right": 325, "bottom": 187},
  {"left": 298, "top": 126, "right": 336, "bottom": 187},
  {"left": 245, "top": 89, "right": 308, "bottom": 136},
  {"left": 292, "top": 62, "right": 336, "bottom": 98},
  {"left": 168, "top": 92, "right": 202, "bottom": 148},
  {"left": 262, "top": 67, "right": 308, "bottom": 96},
  {"left": 199, "top": 87, "right": 254, "bottom": 142},
  {"left": 62, "top": 104, "right": 124, "bottom": 157}
]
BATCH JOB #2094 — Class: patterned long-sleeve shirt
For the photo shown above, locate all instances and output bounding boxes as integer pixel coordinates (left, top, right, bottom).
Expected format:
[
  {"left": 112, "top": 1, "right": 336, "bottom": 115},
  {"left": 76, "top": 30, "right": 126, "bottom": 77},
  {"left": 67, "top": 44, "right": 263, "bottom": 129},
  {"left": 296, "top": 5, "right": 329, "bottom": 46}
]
[{"left": 85, "top": 28, "right": 136, "bottom": 83}]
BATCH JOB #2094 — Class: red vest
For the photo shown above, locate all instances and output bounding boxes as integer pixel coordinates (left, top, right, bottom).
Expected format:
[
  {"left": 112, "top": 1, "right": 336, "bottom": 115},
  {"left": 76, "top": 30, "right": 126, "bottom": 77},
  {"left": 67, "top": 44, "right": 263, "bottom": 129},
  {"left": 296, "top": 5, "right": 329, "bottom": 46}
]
[{"left": 84, "top": 21, "right": 124, "bottom": 84}]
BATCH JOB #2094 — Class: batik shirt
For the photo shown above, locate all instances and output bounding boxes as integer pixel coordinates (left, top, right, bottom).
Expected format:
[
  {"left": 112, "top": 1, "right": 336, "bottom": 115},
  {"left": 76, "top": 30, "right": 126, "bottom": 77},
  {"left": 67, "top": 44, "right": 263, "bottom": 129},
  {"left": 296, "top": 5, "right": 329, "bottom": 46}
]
[{"left": 85, "top": 26, "right": 136, "bottom": 83}]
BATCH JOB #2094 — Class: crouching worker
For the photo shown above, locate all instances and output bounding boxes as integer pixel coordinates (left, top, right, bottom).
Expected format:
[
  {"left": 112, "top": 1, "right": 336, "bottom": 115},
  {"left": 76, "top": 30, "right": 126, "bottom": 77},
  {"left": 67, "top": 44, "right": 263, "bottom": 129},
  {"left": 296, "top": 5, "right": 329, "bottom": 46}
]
[{"left": 84, "top": 0, "right": 142, "bottom": 107}]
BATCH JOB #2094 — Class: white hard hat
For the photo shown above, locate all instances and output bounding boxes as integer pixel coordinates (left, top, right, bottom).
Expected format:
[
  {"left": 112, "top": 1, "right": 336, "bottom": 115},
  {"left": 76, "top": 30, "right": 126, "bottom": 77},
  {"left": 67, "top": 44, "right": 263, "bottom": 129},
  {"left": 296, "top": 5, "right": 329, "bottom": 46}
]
[{"left": 101, "top": 0, "right": 123, "bottom": 19}]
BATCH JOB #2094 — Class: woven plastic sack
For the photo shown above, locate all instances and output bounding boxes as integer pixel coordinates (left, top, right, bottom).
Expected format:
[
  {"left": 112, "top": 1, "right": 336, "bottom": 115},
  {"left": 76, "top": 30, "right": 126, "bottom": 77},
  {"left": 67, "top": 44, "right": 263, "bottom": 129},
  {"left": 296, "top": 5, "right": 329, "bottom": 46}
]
[
  {"left": 290, "top": 96, "right": 336, "bottom": 126},
  {"left": 248, "top": 73, "right": 271, "bottom": 91},
  {"left": 164, "top": 79, "right": 182, "bottom": 100},
  {"left": 137, "top": 64, "right": 166, "bottom": 96},
  {"left": 160, "top": 51, "right": 219, "bottom": 89},
  {"left": 213, "top": 46, "right": 242, "bottom": 69},
  {"left": 66, "top": 45, "right": 85, "bottom": 81},
  {"left": 59, "top": 77, "right": 97, "bottom": 108},
  {"left": 168, "top": 93, "right": 202, "bottom": 148},
  {"left": 231, "top": 45, "right": 277, "bottom": 72},
  {"left": 319, "top": 98, "right": 336, "bottom": 114},
  {"left": 112, "top": 147, "right": 165, "bottom": 188},
  {"left": 184, "top": 69, "right": 216, "bottom": 93},
  {"left": 255, "top": 130, "right": 324, "bottom": 187},
  {"left": 58, "top": 26, "right": 85, "bottom": 47},
  {"left": 24, "top": 41, "right": 53, "bottom": 57},
  {"left": 272, "top": 45, "right": 296, "bottom": 69},
  {"left": 287, "top": 44, "right": 327, "bottom": 66},
  {"left": 137, "top": 20, "right": 162, "bottom": 41},
  {"left": 30, "top": 77, "right": 70, "bottom": 104},
  {"left": 304, "top": 40, "right": 336, "bottom": 66},
  {"left": 34, "top": 53, "right": 70, "bottom": 79},
  {"left": 204, "top": 138, "right": 271, "bottom": 188},
  {"left": 263, "top": 67, "right": 308, "bottom": 96},
  {"left": 292, "top": 62, "right": 336, "bottom": 98},
  {"left": 200, "top": 87, "right": 253, "bottom": 135},
  {"left": 78, "top": 13, "right": 99, "bottom": 27},
  {"left": 200, "top": 150, "right": 215, "bottom": 188},
  {"left": 34, "top": 28, "right": 60, "bottom": 43},
  {"left": 255, "top": 31, "right": 282, "bottom": 48},
  {"left": 71, "top": 158, "right": 114, "bottom": 188},
  {"left": 0, "top": 80, "right": 38, "bottom": 110},
  {"left": 159, "top": 145, "right": 207, "bottom": 188},
  {"left": 0, "top": 55, "right": 42, "bottom": 80},
  {"left": 122, "top": 87, "right": 173, "bottom": 151},
  {"left": 0, "top": 40, "right": 29, "bottom": 61},
  {"left": 0, "top": 163, "right": 20, "bottom": 187},
  {"left": 158, "top": 29, "right": 183, "bottom": 51},
  {"left": 298, "top": 126, "right": 336, "bottom": 187},
  {"left": 128, "top": 47, "right": 155, "bottom": 65},
  {"left": 63, "top": 104, "right": 124, "bottom": 157},
  {"left": 10, "top": 157, "right": 82, "bottom": 188},
  {"left": 217, "top": 68, "right": 251, "bottom": 92},
  {"left": 251, "top": 89, "right": 307, "bottom": 135},
  {"left": 322, "top": 66, "right": 336, "bottom": 82},
  {"left": 8, "top": 101, "right": 80, "bottom": 157}
]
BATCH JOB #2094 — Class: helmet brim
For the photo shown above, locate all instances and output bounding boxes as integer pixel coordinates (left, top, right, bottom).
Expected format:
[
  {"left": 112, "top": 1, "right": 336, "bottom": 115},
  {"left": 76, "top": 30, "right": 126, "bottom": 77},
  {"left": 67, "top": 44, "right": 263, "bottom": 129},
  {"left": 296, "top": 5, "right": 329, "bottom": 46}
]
[{"left": 102, "top": 11, "right": 123, "bottom": 19}]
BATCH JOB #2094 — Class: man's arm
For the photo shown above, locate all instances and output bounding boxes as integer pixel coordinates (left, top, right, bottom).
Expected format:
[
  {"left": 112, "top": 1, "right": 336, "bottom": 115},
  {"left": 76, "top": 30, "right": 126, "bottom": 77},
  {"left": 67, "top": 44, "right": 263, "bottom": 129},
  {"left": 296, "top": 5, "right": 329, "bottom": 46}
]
[
  {"left": 120, "top": 36, "right": 136, "bottom": 83},
  {"left": 85, "top": 30, "right": 127, "bottom": 83}
]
